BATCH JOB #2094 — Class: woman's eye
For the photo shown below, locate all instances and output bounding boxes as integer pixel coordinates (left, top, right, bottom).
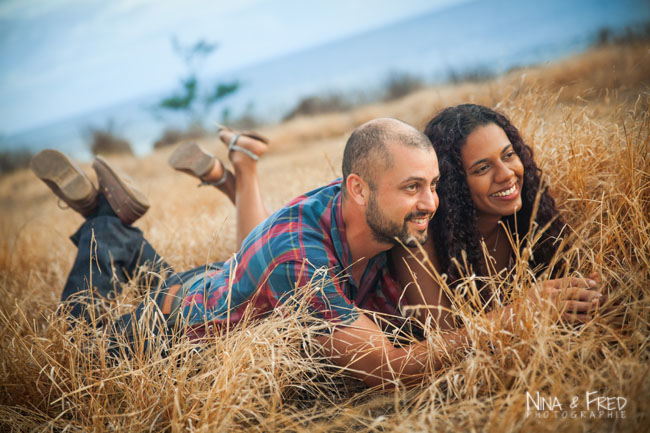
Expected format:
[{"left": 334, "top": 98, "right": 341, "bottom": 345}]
[
  {"left": 503, "top": 151, "right": 516, "bottom": 160},
  {"left": 474, "top": 164, "right": 489, "bottom": 174}
]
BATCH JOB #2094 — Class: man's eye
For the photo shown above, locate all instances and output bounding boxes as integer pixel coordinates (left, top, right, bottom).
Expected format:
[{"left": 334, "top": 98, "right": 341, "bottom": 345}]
[{"left": 405, "top": 184, "right": 418, "bottom": 191}]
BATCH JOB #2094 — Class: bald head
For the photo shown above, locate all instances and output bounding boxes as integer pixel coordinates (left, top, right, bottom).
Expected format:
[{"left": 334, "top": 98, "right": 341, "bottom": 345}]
[{"left": 342, "top": 118, "right": 432, "bottom": 192}]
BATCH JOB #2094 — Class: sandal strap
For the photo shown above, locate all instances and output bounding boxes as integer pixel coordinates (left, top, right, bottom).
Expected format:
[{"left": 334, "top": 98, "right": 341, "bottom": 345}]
[
  {"left": 198, "top": 161, "right": 228, "bottom": 188},
  {"left": 228, "top": 133, "right": 260, "bottom": 161}
]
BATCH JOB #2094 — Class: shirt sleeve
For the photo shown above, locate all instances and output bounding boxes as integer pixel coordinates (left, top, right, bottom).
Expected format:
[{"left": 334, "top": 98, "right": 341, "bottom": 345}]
[{"left": 264, "top": 259, "right": 359, "bottom": 325}]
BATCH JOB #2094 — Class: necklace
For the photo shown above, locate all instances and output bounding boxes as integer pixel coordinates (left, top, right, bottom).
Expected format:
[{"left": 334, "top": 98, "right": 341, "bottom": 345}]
[
  {"left": 492, "top": 225, "right": 501, "bottom": 252},
  {"left": 481, "top": 221, "right": 503, "bottom": 254}
]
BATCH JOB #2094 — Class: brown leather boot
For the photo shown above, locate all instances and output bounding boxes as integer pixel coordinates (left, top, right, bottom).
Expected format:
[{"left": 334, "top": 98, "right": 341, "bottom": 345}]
[
  {"left": 92, "top": 156, "right": 150, "bottom": 225},
  {"left": 30, "top": 149, "right": 98, "bottom": 216}
]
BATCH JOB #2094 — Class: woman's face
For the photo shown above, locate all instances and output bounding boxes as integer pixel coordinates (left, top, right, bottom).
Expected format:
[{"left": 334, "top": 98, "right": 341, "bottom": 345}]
[{"left": 461, "top": 123, "right": 524, "bottom": 219}]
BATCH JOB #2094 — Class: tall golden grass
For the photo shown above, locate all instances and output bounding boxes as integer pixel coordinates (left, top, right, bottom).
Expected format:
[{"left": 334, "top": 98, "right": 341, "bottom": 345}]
[{"left": 1, "top": 41, "right": 649, "bottom": 432}]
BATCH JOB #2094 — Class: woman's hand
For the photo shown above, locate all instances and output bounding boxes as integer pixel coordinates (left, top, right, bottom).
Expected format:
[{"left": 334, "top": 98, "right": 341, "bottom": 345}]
[{"left": 529, "top": 274, "right": 605, "bottom": 323}]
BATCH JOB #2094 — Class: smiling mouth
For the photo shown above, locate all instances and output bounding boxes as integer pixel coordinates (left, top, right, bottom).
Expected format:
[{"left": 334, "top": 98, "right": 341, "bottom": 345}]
[
  {"left": 490, "top": 183, "right": 518, "bottom": 198},
  {"left": 407, "top": 214, "right": 431, "bottom": 227}
]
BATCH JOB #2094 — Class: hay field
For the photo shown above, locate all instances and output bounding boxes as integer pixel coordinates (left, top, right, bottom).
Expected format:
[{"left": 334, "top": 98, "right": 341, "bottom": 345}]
[{"left": 1, "top": 41, "right": 649, "bottom": 432}]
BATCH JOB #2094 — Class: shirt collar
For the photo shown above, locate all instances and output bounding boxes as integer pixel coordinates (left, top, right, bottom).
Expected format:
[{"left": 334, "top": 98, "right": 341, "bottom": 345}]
[{"left": 330, "top": 185, "right": 388, "bottom": 301}]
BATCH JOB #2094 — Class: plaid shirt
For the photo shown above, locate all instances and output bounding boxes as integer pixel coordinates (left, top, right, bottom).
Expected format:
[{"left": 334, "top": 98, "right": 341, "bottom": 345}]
[{"left": 182, "top": 179, "right": 404, "bottom": 332}]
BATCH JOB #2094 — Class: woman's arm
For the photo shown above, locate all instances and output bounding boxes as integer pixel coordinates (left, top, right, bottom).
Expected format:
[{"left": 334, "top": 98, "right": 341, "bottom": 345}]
[
  {"left": 391, "top": 237, "right": 455, "bottom": 329},
  {"left": 392, "top": 238, "right": 604, "bottom": 329}
]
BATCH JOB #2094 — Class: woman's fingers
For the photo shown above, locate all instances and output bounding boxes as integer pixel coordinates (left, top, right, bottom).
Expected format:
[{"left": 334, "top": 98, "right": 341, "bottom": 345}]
[
  {"left": 588, "top": 271, "right": 601, "bottom": 281},
  {"left": 532, "top": 277, "right": 608, "bottom": 324},
  {"left": 539, "top": 286, "right": 606, "bottom": 323},
  {"left": 551, "top": 277, "right": 599, "bottom": 290},
  {"left": 558, "top": 287, "right": 605, "bottom": 303},
  {"left": 560, "top": 300, "right": 595, "bottom": 314},
  {"left": 561, "top": 312, "right": 590, "bottom": 323}
]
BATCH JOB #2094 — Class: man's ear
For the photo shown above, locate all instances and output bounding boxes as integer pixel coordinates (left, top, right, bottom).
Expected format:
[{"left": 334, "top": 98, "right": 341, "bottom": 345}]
[{"left": 345, "top": 173, "right": 370, "bottom": 206}]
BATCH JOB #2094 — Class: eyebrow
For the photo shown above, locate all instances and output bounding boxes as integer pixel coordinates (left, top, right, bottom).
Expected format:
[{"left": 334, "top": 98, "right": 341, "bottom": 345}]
[
  {"left": 400, "top": 176, "right": 427, "bottom": 185},
  {"left": 469, "top": 144, "right": 513, "bottom": 169},
  {"left": 399, "top": 175, "right": 440, "bottom": 185}
]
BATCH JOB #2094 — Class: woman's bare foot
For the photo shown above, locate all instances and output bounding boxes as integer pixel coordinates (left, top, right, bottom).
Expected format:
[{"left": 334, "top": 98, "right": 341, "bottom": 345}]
[
  {"left": 217, "top": 128, "right": 269, "bottom": 171},
  {"left": 201, "top": 158, "right": 223, "bottom": 182}
]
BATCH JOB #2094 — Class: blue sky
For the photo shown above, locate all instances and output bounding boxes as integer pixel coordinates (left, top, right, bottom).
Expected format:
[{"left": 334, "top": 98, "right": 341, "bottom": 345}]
[{"left": 0, "top": 0, "right": 463, "bottom": 135}]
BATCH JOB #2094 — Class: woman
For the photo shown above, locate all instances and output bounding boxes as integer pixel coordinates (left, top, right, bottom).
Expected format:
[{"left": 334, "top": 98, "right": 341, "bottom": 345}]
[{"left": 392, "top": 104, "right": 600, "bottom": 329}]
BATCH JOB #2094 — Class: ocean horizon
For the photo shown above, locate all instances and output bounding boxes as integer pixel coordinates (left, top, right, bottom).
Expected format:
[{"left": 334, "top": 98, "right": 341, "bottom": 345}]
[{"left": 2, "top": 0, "right": 649, "bottom": 162}]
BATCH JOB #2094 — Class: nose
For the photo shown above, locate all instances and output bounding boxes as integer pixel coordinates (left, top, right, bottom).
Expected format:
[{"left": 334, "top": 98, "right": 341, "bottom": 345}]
[
  {"left": 418, "top": 187, "right": 438, "bottom": 215},
  {"left": 494, "top": 160, "right": 515, "bottom": 184}
]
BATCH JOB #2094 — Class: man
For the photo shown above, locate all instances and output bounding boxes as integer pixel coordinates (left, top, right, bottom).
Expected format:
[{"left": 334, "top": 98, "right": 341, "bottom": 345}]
[{"left": 31, "top": 118, "right": 443, "bottom": 387}]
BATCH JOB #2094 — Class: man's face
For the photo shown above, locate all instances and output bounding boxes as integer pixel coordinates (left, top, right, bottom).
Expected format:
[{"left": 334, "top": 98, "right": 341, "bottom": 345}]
[{"left": 365, "top": 142, "right": 440, "bottom": 247}]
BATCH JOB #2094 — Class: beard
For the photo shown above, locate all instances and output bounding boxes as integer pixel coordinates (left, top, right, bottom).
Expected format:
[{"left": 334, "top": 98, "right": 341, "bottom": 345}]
[{"left": 365, "top": 191, "right": 429, "bottom": 247}]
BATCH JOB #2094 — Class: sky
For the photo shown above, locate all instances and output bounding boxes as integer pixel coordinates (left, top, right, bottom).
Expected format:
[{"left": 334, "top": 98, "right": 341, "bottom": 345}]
[{"left": 0, "top": 0, "right": 464, "bottom": 136}]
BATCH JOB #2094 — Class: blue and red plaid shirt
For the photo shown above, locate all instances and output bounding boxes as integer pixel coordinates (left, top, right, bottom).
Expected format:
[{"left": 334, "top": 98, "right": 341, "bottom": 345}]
[{"left": 181, "top": 179, "right": 404, "bottom": 332}]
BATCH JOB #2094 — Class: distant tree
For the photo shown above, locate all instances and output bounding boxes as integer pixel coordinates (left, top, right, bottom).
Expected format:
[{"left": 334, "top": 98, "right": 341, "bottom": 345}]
[{"left": 155, "top": 37, "right": 240, "bottom": 129}]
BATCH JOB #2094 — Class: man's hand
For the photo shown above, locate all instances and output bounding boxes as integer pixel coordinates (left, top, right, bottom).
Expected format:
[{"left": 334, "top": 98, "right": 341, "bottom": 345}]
[{"left": 529, "top": 274, "right": 605, "bottom": 323}]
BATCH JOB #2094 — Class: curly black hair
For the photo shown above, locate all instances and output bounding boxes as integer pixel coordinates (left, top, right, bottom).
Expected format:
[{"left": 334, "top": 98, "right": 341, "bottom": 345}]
[{"left": 424, "top": 104, "right": 565, "bottom": 287}]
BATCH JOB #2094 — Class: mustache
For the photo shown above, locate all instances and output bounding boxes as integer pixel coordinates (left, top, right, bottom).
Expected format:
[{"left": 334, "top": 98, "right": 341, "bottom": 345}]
[{"left": 405, "top": 211, "right": 432, "bottom": 221}]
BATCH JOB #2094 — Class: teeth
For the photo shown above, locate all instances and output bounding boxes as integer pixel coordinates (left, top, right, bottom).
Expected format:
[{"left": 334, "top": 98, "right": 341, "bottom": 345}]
[{"left": 491, "top": 184, "right": 517, "bottom": 197}]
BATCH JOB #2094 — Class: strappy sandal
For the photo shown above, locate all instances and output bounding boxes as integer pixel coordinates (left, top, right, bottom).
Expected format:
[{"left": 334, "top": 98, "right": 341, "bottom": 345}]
[
  {"left": 215, "top": 124, "right": 269, "bottom": 161},
  {"left": 168, "top": 142, "right": 232, "bottom": 188}
]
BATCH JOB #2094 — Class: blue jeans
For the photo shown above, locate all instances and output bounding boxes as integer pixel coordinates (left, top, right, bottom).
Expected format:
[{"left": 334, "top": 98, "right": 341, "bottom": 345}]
[{"left": 63, "top": 194, "right": 213, "bottom": 356}]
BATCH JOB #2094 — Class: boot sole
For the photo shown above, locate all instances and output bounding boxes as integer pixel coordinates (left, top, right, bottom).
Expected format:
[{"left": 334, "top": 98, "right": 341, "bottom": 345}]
[
  {"left": 168, "top": 142, "right": 215, "bottom": 178},
  {"left": 30, "top": 149, "right": 97, "bottom": 214},
  {"left": 93, "top": 156, "right": 150, "bottom": 224}
]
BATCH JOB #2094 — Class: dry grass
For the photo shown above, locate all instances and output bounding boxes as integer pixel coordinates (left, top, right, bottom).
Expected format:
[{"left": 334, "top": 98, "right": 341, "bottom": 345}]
[{"left": 1, "top": 41, "right": 649, "bottom": 432}]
